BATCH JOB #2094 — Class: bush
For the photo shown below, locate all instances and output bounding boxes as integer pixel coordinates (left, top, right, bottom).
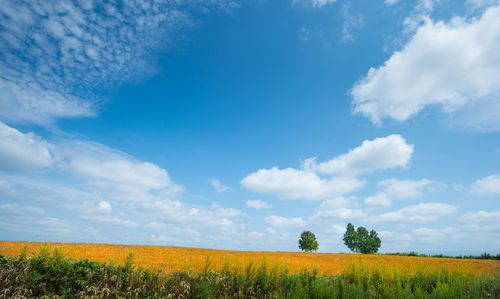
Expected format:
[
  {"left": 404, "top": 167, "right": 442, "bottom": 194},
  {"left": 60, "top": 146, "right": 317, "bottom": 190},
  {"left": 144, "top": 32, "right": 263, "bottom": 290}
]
[{"left": 1, "top": 246, "right": 499, "bottom": 298}]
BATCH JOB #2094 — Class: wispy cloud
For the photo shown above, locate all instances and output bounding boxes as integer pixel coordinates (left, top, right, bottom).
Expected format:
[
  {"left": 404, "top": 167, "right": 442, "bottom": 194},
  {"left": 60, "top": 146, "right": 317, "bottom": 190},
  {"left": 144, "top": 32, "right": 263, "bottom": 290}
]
[
  {"left": 341, "top": 3, "right": 364, "bottom": 42},
  {"left": 211, "top": 178, "right": 230, "bottom": 193},
  {"left": 0, "top": 0, "right": 237, "bottom": 125}
]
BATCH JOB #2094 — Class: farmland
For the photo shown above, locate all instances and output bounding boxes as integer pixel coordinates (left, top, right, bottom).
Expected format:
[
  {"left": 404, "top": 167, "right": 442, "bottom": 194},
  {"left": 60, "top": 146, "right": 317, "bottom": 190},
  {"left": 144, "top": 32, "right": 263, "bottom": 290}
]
[
  {"left": 2, "top": 240, "right": 499, "bottom": 277},
  {"left": 1, "top": 241, "right": 499, "bottom": 298},
  {"left": 1, "top": 241, "right": 499, "bottom": 275}
]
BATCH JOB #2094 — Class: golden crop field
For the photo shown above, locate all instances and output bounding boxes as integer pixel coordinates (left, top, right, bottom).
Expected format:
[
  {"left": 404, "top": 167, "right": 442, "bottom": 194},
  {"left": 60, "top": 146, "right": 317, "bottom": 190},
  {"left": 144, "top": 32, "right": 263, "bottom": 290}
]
[{"left": 1, "top": 241, "right": 498, "bottom": 276}]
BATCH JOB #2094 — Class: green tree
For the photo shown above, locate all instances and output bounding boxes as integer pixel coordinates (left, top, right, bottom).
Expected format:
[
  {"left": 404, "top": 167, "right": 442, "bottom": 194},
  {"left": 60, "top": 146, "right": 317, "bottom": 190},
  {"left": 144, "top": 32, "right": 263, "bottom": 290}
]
[
  {"left": 298, "top": 231, "right": 319, "bottom": 252},
  {"left": 343, "top": 223, "right": 358, "bottom": 253},
  {"left": 343, "top": 223, "right": 381, "bottom": 254}
]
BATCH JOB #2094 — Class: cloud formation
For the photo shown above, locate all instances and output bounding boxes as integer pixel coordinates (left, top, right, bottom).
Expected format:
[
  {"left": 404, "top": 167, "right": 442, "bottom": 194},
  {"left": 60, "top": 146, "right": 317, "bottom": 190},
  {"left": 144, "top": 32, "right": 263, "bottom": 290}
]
[
  {"left": 471, "top": 175, "right": 500, "bottom": 195},
  {"left": 0, "top": 122, "right": 53, "bottom": 171},
  {"left": 241, "top": 135, "right": 414, "bottom": 201},
  {"left": 212, "top": 178, "right": 230, "bottom": 193},
  {"left": 365, "top": 178, "right": 440, "bottom": 207},
  {"left": 265, "top": 215, "right": 306, "bottom": 228},
  {"left": 293, "top": 0, "right": 336, "bottom": 8},
  {"left": 306, "top": 135, "right": 413, "bottom": 176},
  {"left": 372, "top": 202, "right": 458, "bottom": 223},
  {"left": 351, "top": 5, "right": 500, "bottom": 130},
  {"left": 246, "top": 200, "right": 272, "bottom": 209},
  {"left": 0, "top": 0, "right": 237, "bottom": 125},
  {"left": 241, "top": 167, "right": 364, "bottom": 200}
]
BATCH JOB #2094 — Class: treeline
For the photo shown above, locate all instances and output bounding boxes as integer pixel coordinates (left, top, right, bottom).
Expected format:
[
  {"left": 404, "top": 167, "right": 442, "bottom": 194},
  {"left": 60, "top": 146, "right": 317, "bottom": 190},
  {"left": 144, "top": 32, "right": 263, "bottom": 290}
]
[
  {"left": 0, "top": 247, "right": 499, "bottom": 298},
  {"left": 386, "top": 252, "right": 500, "bottom": 261}
]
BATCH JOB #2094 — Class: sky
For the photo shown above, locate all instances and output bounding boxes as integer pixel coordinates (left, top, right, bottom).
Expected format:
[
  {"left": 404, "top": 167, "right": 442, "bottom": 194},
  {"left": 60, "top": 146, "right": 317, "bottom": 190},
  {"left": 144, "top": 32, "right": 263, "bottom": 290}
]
[{"left": 0, "top": 0, "right": 499, "bottom": 255}]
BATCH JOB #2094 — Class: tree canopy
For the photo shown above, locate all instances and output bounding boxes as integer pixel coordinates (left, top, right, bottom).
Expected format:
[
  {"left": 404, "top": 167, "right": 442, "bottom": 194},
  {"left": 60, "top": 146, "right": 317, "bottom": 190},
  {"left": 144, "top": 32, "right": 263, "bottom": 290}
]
[
  {"left": 343, "top": 223, "right": 381, "bottom": 254},
  {"left": 298, "top": 231, "right": 319, "bottom": 252}
]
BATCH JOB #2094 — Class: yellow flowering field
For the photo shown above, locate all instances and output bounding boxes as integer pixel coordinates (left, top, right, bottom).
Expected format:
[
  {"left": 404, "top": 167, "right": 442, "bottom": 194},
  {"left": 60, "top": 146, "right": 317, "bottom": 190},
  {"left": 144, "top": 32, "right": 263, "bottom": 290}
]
[{"left": 1, "top": 241, "right": 498, "bottom": 276}]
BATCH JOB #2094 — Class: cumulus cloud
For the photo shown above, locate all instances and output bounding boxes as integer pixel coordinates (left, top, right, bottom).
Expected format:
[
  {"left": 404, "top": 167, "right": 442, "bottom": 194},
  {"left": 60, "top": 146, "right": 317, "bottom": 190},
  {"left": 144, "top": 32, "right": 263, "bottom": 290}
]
[
  {"left": 241, "top": 135, "right": 414, "bottom": 201},
  {"left": 265, "top": 215, "right": 306, "bottom": 228},
  {"left": 365, "top": 178, "right": 441, "bottom": 207},
  {"left": 307, "top": 135, "right": 413, "bottom": 176},
  {"left": 372, "top": 202, "right": 458, "bottom": 223},
  {"left": 460, "top": 210, "right": 500, "bottom": 232},
  {"left": 211, "top": 178, "right": 229, "bottom": 193},
  {"left": 351, "top": 5, "right": 500, "bottom": 130},
  {"left": 364, "top": 193, "right": 392, "bottom": 207},
  {"left": 57, "top": 140, "right": 184, "bottom": 196},
  {"left": 0, "top": 122, "right": 53, "bottom": 171},
  {"left": 471, "top": 175, "right": 500, "bottom": 195},
  {"left": 246, "top": 200, "right": 272, "bottom": 209},
  {"left": 241, "top": 167, "right": 364, "bottom": 200},
  {"left": 0, "top": 0, "right": 238, "bottom": 125}
]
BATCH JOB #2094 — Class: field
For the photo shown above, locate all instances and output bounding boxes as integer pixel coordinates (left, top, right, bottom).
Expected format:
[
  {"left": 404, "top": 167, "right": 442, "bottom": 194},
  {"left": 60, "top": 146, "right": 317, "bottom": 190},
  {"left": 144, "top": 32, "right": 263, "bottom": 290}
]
[
  {"left": 1, "top": 241, "right": 499, "bottom": 298},
  {"left": 1, "top": 241, "right": 499, "bottom": 275}
]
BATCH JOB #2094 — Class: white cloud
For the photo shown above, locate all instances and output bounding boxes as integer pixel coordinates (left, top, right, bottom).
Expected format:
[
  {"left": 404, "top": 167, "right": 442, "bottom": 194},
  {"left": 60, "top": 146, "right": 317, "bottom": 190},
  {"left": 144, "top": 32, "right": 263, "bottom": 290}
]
[
  {"left": 241, "top": 167, "right": 364, "bottom": 200},
  {"left": 80, "top": 214, "right": 137, "bottom": 228},
  {"left": 471, "top": 175, "right": 500, "bottom": 195},
  {"left": 467, "top": 0, "right": 500, "bottom": 9},
  {"left": 372, "top": 202, "right": 458, "bottom": 223},
  {"left": 241, "top": 135, "right": 414, "bottom": 201},
  {"left": 265, "top": 215, "right": 306, "bottom": 228},
  {"left": 385, "top": 0, "right": 400, "bottom": 5},
  {"left": 313, "top": 207, "right": 365, "bottom": 220},
  {"left": 458, "top": 210, "right": 500, "bottom": 242},
  {"left": 210, "top": 202, "right": 244, "bottom": 218},
  {"left": 0, "top": 122, "right": 53, "bottom": 171},
  {"left": 378, "top": 178, "right": 436, "bottom": 199},
  {"left": 0, "top": 203, "right": 44, "bottom": 216},
  {"left": 265, "top": 227, "right": 277, "bottom": 234},
  {"left": 312, "top": 197, "right": 364, "bottom": 221},
  {"left": 246, "top": 200, "right": 272, "bottom": 209},
  {"left": 58, "top": 141, "right": 184, "bottom": 196},
  {"left": 341, "top": 3, "right": 364, "bottom": 42},
  {"left": 248, "top": 231, "right": 265, "bottom": 238},
  {"left": 211, "top": 178, "right": 229, "bottom": 193},
  {"left": 97, "top": 201, "right": 111, "bottom": 213},
  {"left": 403, "top": 0, "right": 436, "bottom": 33},
  {"left": 365, "top": 178, "right": 440, "bottom": 207},
  {"left": 364, "top": 193, "right": 392, "bottom": 207},
  {"left": 0, "top": 0, "right": 236, "bottom": 125},
  {"left": 460, "top": 210, "right": 500, "bottom": 231},
  {"left": 0, "top": 121, "right": 248, "bottom": 248},
  {"left": 351, "top": 5, "right": 500, "bottom": 130},
  {"left": 413, "top": 227, "right": 457, "bottom": 240},
  {"left": 293, "top": 0, "right": 336, "bottom": 8},
  {"left": 308, "top": 135, "right": 413, "bottom": 176}
]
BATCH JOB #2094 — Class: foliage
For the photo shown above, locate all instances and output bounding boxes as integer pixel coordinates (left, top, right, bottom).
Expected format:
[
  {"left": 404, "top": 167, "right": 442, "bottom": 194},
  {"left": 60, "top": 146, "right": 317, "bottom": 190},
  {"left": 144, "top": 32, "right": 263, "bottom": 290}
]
[
  {"left": 1, "top": 247, "right": 499, "bottom": 298},
  {"left": 387, "top": 251, "right": 500, "bottom": 260},
  {"left": 298, "top": 231, "right": 319, "bottom": 252},
  {"left": 343, "top": 223, "right": 381, "bottom": 254}
]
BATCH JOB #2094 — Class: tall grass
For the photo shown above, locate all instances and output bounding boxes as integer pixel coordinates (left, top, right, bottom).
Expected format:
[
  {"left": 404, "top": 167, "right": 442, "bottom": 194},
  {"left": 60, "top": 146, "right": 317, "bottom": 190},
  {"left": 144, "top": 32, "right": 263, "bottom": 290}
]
[{"left": 1, "top": 245, "right": 499, "bottom": 298}]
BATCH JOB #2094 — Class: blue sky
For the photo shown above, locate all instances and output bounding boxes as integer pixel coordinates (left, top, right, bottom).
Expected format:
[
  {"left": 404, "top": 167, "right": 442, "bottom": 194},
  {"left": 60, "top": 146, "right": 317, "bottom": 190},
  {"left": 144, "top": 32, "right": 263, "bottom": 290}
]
[{"left": 0, "top": 0, "right": 499, "bottom": 255}]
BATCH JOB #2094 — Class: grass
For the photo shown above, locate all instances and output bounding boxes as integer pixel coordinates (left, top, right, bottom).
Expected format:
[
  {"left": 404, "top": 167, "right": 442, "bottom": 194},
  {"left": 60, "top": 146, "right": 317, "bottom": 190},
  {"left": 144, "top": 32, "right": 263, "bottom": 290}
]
[
  {"left": 1, "top": 244, "right": 499, "bottom": 298},
  {"left": 1, "top": 241, "right": 499, "bottom": 276}
]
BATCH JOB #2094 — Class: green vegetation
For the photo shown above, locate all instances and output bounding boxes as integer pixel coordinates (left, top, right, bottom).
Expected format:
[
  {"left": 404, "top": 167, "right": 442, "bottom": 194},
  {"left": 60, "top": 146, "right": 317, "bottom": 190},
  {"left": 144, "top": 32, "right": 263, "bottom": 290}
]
[
  {"left": 298, "top": 231, "right": 319, "bottom": 252},
  {"left": 0, "top": 246, "right": 499, "bottom": 298},
  {"left": 343, "top": 223, "right": 382, "bottom": 254},
  {"left": 386, "top": 251, "right": 500, "bottom": 261}
]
